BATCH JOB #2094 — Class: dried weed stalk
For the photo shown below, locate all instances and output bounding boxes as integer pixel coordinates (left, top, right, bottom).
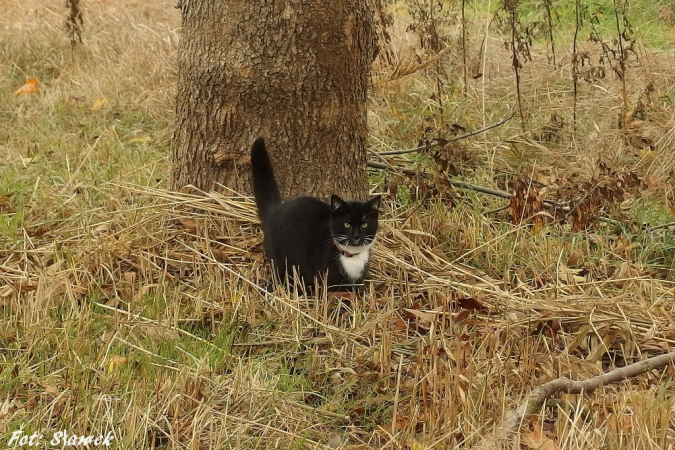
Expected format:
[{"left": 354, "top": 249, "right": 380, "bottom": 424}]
[
  {"left": 496, "top": 0, "right": 537, "bottom": 130},
  {"left": 65, "top": 0, "right": 83, "bottom": 47},
  {"left": 572, "top": 0, "right": 582, "bottom": 128},
  {"left": 369, "top": 0, "right": 395, "bottom": 65},
  {"left": 508, "top": 177, "right": 545, "bottom": 231},
  {"left": 407, "top": 0, "right": 457, "bottom": 117},
  {"left": 543, "top": 0, "right": 556, "bottom": 67},
  {"left": 554, "top": 160, "right": 645, "bottom": 231}
]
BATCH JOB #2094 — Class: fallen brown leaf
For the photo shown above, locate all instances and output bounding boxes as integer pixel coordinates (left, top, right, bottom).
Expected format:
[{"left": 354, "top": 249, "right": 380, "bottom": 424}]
[{"left": 15, "top": 77, "right": 39, "bottom": 95}]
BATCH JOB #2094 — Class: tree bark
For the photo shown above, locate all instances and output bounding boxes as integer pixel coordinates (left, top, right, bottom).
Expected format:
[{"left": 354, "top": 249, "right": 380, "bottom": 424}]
[{"left": 172, "top": 0, "right": 376, "bottom": 201}]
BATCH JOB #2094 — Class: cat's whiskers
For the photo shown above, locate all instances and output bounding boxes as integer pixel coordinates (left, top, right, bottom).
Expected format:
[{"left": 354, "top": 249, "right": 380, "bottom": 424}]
[{"left": 324, "top": 235, "right": 340, "bottom": 250}]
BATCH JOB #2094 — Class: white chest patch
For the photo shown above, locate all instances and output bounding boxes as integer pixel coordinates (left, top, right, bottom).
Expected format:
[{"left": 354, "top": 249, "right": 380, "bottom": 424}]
[{"left": 339, "top": 249, "right": 370, "bottom": 281}]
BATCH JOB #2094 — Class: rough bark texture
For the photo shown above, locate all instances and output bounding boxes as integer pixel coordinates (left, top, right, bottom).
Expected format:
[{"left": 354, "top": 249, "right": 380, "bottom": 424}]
[{"left": 172, "top": 0, "right": 376, "bottom": 201}]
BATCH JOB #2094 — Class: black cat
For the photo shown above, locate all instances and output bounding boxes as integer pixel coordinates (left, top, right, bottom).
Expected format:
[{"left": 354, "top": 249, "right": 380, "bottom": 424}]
[{"left": 250, "top": 138, "right": 381, "bottom": 290}]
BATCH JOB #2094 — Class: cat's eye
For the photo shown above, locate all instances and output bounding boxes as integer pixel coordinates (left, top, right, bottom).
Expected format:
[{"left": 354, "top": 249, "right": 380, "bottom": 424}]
[
  {"left": 344, "top": 223, "right": 351, "bottom": 228},
  {"left": 361, "top": 223, "right": 368, "bottom": 228}
]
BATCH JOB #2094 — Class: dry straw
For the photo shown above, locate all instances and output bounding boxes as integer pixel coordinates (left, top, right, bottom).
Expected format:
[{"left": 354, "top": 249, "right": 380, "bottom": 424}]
[{"left": 3, "top": 181, "right": 674, "bottom": 448}]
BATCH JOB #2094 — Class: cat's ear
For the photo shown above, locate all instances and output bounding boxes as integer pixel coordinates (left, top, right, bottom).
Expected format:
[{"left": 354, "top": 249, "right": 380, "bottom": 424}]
[
  {"left": 330, "top": 195, "right": 347, "bottom": 212},
  {"left": 367, "top": 195, "right": 381, "bottom": 211}
]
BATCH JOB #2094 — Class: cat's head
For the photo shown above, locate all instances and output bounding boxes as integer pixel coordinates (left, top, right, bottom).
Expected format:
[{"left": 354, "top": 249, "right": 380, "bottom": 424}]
[{"left": 330, "top": 195, "right": 381, "bottom": 251}]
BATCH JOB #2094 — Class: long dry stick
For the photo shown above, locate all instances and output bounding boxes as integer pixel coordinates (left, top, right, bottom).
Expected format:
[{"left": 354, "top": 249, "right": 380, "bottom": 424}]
[
  {"left": 367, "top": 160, "right": 566, "bottom": 209},
  {"left": 374, "top": 113, "right": 514, "bottom": 156},
  {"left": 473, "top": 351, "right": 675, "bottom": 450},
  {"left": 367, "top": 160, "right": 625, "bottom": 226},
  {"left": 647, "top": 221, "right": 675, "bottom": 231}
]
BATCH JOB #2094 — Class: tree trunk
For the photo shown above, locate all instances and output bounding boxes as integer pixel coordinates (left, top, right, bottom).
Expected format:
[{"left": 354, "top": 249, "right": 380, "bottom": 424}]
[{"left": 172, "top": 0, "right": 376, "bottom": 201}]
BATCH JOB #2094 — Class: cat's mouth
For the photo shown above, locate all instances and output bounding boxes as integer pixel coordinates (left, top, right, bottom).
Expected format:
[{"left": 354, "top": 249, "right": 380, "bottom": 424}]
[{"left": 334, "top": 240, "right": 372, "bottom": 255}]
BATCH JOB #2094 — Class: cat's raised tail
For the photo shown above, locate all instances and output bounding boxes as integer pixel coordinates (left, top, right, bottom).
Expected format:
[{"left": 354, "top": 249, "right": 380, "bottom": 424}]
[{"left": 251, "top": 138, "right": 282, "bottom": 226}]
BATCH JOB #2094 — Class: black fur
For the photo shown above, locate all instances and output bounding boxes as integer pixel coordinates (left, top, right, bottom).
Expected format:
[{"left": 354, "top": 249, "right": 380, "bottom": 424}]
[
  {"left": 251, "top": 138, "right": 282, "bottom": 224},
  {"left": 250, "top": 138, "right": 381, "bottom": 289}
]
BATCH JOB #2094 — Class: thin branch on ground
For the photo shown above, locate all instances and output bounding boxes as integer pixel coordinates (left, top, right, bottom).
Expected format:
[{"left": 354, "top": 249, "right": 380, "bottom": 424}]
[
  {"left": 483, "top": 205, "right": 510, "bottom": 215},
  {"left": 473, "top": 351, "right": 675, "bottom": 450},
  {"left": 646, "top": 221, "right": 675, "bottom": 232},
  {"left": 368, "top": 160, "right": 557, "bottom": 205},
  {"left": 373, "top": 113, "right": 514, "bottom": 156},
  {"left": 367, "top": 161, "right": 622, "bottom": 226}
]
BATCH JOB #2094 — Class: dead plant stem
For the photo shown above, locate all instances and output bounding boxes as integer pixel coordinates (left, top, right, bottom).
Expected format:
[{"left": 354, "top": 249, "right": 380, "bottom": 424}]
[
  {"left": 613, "top": 0, "right": 628, "bottom": 128},
  {"left": 573, "top": 0, "right": 581, "bottom": 129}
]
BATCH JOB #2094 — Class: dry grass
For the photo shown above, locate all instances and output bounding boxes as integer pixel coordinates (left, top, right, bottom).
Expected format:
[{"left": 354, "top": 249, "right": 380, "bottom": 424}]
[{"left": 2, "top": 1, "right": 675, "bottom": 449}]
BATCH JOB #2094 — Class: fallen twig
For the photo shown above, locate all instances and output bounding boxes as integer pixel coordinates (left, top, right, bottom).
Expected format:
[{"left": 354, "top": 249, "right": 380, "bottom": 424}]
[
  {"left": 373, "top": 113, "right": 515, "bottom": 156},
  {"left": 647, "top": 220, "right": 675, "bottom": 232},
  {"left": 367, "top": 160, "right": 623, "bottom": 226},
  {"left": 483, "top": 205, "right": 510, "bottom": 215},
  {"left": 368, "top": 160, "right": 557, "bottom": 205},
  {"left": 472, "top": 351, "right": 675, "bottom": 450}
]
